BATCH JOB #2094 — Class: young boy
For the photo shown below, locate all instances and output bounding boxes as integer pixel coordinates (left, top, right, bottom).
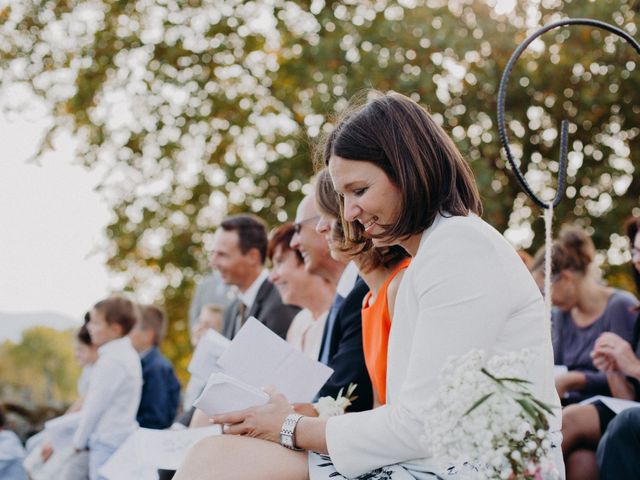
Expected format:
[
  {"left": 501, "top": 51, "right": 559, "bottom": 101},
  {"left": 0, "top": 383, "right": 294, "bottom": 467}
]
[
  {"left": 73, "top": 296, "right": 142, "bottom": 480},
  {"left": 128, "top": 304, "right": 181, "bottom": 430}
]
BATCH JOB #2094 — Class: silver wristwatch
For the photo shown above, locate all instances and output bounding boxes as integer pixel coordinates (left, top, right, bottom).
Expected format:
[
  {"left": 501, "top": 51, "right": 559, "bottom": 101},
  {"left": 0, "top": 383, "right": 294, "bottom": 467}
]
[{"left": 280, "top": 413, "right": 304, "bottom": 450}]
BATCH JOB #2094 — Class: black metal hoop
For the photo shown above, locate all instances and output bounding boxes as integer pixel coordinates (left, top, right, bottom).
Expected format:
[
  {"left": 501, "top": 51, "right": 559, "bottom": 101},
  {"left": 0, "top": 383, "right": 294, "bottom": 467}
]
[{"left": 497, "top": 18, "right": 640, "bottom": 209}]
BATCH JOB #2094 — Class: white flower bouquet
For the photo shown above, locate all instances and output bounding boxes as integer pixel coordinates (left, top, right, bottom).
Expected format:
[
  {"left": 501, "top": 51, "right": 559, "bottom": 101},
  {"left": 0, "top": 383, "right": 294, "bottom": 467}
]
[
  {"left": 422, "top": 350, "right": 559, "bottom": 480},
  {"left": 313, "top": 383, "right": 358, "bottom": 418}
]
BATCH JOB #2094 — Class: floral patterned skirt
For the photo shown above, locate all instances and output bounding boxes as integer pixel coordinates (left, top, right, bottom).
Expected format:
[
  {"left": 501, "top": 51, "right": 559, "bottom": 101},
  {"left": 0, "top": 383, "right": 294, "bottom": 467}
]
[{"left": 308, "top": 453, "right": 477, "bottom": 480}]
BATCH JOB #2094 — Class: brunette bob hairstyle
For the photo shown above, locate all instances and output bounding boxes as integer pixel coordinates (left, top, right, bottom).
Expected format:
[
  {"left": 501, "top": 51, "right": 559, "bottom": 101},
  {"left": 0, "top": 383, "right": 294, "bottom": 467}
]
[{"left": 322, "top": 91, "right": 482, "bottom": 241}]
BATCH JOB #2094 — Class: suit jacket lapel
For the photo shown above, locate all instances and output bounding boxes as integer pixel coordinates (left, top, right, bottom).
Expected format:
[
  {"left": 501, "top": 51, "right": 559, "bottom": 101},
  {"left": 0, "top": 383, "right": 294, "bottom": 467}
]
[{"left": 247, "top": 278, "right": 269, "bottom": 321}]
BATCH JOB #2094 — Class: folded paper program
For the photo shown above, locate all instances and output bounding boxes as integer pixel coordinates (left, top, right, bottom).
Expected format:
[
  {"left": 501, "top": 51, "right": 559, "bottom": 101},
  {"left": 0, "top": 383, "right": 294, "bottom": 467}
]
[
  {"left": 193, "top": 373, "right": 270, "bottom": 416},
  {"left": 193, "top": 317, "right": 334, "bottom": 415}
]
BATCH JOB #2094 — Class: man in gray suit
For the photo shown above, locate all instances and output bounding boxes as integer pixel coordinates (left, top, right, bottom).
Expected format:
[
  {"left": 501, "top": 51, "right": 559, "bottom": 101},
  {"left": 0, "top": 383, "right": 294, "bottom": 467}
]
[{"left": 210, "top": 214, "right": 299, "bottom": 340}]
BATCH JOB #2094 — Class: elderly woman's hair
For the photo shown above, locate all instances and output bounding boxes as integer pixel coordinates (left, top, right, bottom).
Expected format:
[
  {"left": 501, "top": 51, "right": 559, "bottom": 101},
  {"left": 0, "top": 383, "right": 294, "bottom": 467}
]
[
  {"left": 315, "top": 168, "right": 409, "bottom": 273},
  {"left": 318, "top": 90, "right": 481, "bottom": 243},
  {"left": 267, "top": 223, "right": 303, "bottom": 265},
  {"left": 532, "top": 226, "right": 596, "bottom": 276}
]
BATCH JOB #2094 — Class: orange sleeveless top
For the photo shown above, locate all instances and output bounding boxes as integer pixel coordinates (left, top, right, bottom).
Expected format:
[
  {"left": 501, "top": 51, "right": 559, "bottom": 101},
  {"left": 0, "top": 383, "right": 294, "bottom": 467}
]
[{"left": 361, "top": 258, "right": 411, "bottom": 405}]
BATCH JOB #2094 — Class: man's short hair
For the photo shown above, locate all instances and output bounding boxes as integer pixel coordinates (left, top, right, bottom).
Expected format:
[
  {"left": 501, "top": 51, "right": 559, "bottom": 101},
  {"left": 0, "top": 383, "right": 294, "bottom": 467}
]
[
  {"left": 220, "top": 215, "right": 268, "bottom": 264},
  {"left": 93, "top": 296, "right": 139, "bottom": 336},
  {"left": 140, "top": 304, "right": 167, "bottom": 346}
]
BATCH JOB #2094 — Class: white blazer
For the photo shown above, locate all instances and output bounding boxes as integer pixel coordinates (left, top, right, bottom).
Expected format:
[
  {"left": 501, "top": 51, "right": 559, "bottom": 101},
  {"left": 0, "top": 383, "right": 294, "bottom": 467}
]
[{"left": 325, "top": 213, "right": 561, "bottom": 478}]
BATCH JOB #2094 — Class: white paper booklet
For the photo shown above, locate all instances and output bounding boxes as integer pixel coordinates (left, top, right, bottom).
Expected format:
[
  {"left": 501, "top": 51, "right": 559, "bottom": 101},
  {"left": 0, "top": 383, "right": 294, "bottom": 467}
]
[
  {"left": 187, "top": 328, "right": 231, "bottom": 380},
  {"left": 217, "top": 317, "right": 334, "bottom": 404},
  {"left": 580, "top": 395, "right": 640, "bottom": 414},
  {"left": 43, "top": 411, "right": 82, "bottom": 450},
  {"left": 193, "top": 372, "right": 270, "bottom": 416},
  {"left": 192, "top": 317, "right": 334, "bottom": 416},
  {"left": 99, "top": 425, "right": 221, "bottom": 479}
]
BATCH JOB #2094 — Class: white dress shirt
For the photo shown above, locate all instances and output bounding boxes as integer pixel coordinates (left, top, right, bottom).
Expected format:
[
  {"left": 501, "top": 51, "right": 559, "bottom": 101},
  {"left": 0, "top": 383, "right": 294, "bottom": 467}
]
[
  {"left": 325, "top": 214, "right": 562, "bottom": 478},
  {"left": 73, "top": 336, "right": 142, "bottom": 450}
]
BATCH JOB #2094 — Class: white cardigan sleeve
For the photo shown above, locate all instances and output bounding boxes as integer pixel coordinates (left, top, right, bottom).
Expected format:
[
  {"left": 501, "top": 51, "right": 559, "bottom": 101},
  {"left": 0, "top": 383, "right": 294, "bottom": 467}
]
[{"left": 325, "top": 218, "right": 538, "bottom": 477}]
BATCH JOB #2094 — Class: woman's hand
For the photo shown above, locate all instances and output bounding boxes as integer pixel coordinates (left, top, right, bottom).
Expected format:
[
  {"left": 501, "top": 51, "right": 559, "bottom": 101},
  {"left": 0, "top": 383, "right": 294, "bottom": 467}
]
[
  {"left": 211, "top": 387, "right": 293, "bottom": 444},
  {"left": 593, "top": 332, "right": 640, "bottom": 378}
]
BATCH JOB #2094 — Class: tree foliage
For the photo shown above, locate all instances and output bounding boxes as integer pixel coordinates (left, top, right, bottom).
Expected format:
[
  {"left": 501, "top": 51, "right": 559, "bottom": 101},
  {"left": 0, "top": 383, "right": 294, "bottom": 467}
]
[
  {"left": 0, "top": 327, "right": 80, "bottom": 406},
  {"left": 1, "top": 0, "right": 638, "bottom": 379}
]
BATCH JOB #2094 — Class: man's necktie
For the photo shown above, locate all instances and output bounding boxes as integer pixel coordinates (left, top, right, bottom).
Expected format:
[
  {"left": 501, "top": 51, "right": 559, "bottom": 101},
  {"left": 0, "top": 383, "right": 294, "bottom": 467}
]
[{"left": 233, "top": 301, "right": 247, "bottom": 337}]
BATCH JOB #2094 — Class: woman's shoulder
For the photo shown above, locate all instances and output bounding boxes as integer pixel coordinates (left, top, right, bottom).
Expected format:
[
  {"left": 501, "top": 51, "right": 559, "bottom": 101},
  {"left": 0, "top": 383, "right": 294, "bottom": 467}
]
[{"left": 606, "top": 289, "right": 640, "bottom": 314}]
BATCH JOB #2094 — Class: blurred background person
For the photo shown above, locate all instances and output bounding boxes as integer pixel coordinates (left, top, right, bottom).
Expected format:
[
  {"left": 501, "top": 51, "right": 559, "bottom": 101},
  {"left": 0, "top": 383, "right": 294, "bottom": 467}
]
[
  {"left": 561, "top": 217, "right": 640, "bottom": 480},
  {"left": 74, "top": 296, "right": 142, "bottom": 479},
  {"left": 531, "top": 225, "right": 638, "bottom": 404},
  {"left": 182, "top": 303, "right": 225, "bottom": 412},
  {"left": 210, "top": 215, "right": 299, "bottom": 340},
  {"left": 267, "top": 223, "right": 335, "bottom": 359},
  {"left": 129, "top": 304, "right": 181, "bottom": 430}
]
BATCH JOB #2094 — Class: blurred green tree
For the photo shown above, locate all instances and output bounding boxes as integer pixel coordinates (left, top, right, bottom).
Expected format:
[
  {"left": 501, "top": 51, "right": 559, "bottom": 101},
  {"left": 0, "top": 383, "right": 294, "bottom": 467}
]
[
  {"left": 0, "top": 327, "right": 80, "bottom": 406},
  {"left": 1, "top": 0, "right": 638, "bottom": 380}
]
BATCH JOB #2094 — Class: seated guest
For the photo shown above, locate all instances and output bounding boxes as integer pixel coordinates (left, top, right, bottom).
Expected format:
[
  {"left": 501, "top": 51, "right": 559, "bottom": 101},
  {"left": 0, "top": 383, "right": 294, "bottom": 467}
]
[
  {"left": 561, "top": 216, "right": 640, "bottom": 480},
  {"left": 183, "top": 304, "right": 225, "bottom": 411},
  {"left": 69, "top": 314, "right": 99, "bottom": 412},
  {"left": 268, "top": 223, "right": 335, "bottom": 359},
  {"left": 210, "top": 214, "right": 299, "bottom": 340},
  {"left": 191, "top": 304, "right": 224, "bottom": 345},
  {"left": 0, "top": 405, "right": 27, "bottom": 480},
  {"left": 129, "top": 304, "right": 181, "bottom": 430},
  {"left": 531, "top": 226, "right": 638, "bottom": 403},
  {"left": 188, "top": 271, "right": 232, "bottom": 333},
  {"left": 174, "top": 91, "right": 560, "bottom": 480},
  {"left": 74, "top": 296, "right": 142, "bottom": 480},
  {"left": 29, "top": 320, "right": 97, "bottom": 480},
  {"left": 315, "top": 168, "right": 410, "bottom": 405},
  {"left": 290, "top": 193, "right": 373, "bottom": 413}
]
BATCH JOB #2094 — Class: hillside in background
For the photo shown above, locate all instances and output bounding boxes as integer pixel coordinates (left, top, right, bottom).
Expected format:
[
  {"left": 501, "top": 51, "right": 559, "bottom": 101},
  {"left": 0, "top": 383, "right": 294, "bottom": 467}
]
[{"left": 0, "top": 311, "right": 79, "bottom": 343}]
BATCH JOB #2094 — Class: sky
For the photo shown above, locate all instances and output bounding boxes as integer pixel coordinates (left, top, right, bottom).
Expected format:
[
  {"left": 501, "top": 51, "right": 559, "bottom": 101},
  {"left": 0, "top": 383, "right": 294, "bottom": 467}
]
[{"left": 0, "top": 109, "right": 111, "bottom": 322}]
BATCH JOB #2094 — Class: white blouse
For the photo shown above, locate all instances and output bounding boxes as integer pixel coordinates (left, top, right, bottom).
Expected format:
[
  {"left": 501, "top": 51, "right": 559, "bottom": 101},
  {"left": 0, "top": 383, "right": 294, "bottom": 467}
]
[
  {"left": 286, "top": 309, "right": 328, "bottom": 360},
  {"left": 325, "top": 214, "right": 561, "bottom": 477}
]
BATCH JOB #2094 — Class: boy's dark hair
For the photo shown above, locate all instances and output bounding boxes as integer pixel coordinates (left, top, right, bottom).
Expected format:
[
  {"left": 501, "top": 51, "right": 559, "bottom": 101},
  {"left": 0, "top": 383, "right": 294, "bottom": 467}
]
[
  {"left": 139, "top": 304, "right": 167, "bottom": 346},
  {"left": 0, "top": 404, "right": 6, "bottom": 428},
  {"left": 220, "top": 215, "right": 268, "bottom": 264},
  {"left": 77, "top": 323, "right": 93, "bottom": 346},
  {"left": 93, "top": 296, "right": 139, "bottom": 336}
]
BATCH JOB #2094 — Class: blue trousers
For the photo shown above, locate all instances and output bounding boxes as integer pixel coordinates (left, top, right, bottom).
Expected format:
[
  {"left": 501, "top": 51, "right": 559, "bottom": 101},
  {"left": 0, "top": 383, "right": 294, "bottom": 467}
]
[{"left": 597, "top": 407, "right": 640, "bottom": 480}]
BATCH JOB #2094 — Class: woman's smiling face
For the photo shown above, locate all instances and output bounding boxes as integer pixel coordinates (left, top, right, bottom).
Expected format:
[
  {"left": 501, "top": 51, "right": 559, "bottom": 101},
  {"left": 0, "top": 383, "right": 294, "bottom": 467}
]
[{"left": 328, "top": 155, "right": 402, "bottom": 247}]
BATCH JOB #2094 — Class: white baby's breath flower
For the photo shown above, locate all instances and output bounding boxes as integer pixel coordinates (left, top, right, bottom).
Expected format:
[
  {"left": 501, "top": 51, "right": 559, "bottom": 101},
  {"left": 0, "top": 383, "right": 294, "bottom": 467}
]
[{"left": 422, "top": 349, "right": 559, "bottom": 480}]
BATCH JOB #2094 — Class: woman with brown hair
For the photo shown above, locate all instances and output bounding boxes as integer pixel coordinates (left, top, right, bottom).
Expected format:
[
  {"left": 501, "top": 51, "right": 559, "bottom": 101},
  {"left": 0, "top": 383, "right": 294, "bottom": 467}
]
[
  {"left": 314, "top": 167, "right": 409, "bottom": 406},
  {"left": 557, "top": 218, "right": 640, "bottom": 480},
  {"left": 530, "top": 226, "right": 638, "bottom": 404},
  {"left": 175, "top": 91, "right": 561, "bottom": 479}
]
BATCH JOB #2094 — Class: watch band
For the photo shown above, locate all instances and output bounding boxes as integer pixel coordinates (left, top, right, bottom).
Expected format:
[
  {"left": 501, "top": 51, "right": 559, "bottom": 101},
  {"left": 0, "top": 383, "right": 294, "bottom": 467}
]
[{"left": 280, "top": 413, "right": 304, "bottom": 451}]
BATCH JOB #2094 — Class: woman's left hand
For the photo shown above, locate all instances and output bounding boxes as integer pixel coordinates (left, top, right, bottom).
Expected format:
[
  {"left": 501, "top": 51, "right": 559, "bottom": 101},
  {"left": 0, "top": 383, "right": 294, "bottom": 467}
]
[{"left": 211, "top": 387, "right": 294, "bottom": 444}]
